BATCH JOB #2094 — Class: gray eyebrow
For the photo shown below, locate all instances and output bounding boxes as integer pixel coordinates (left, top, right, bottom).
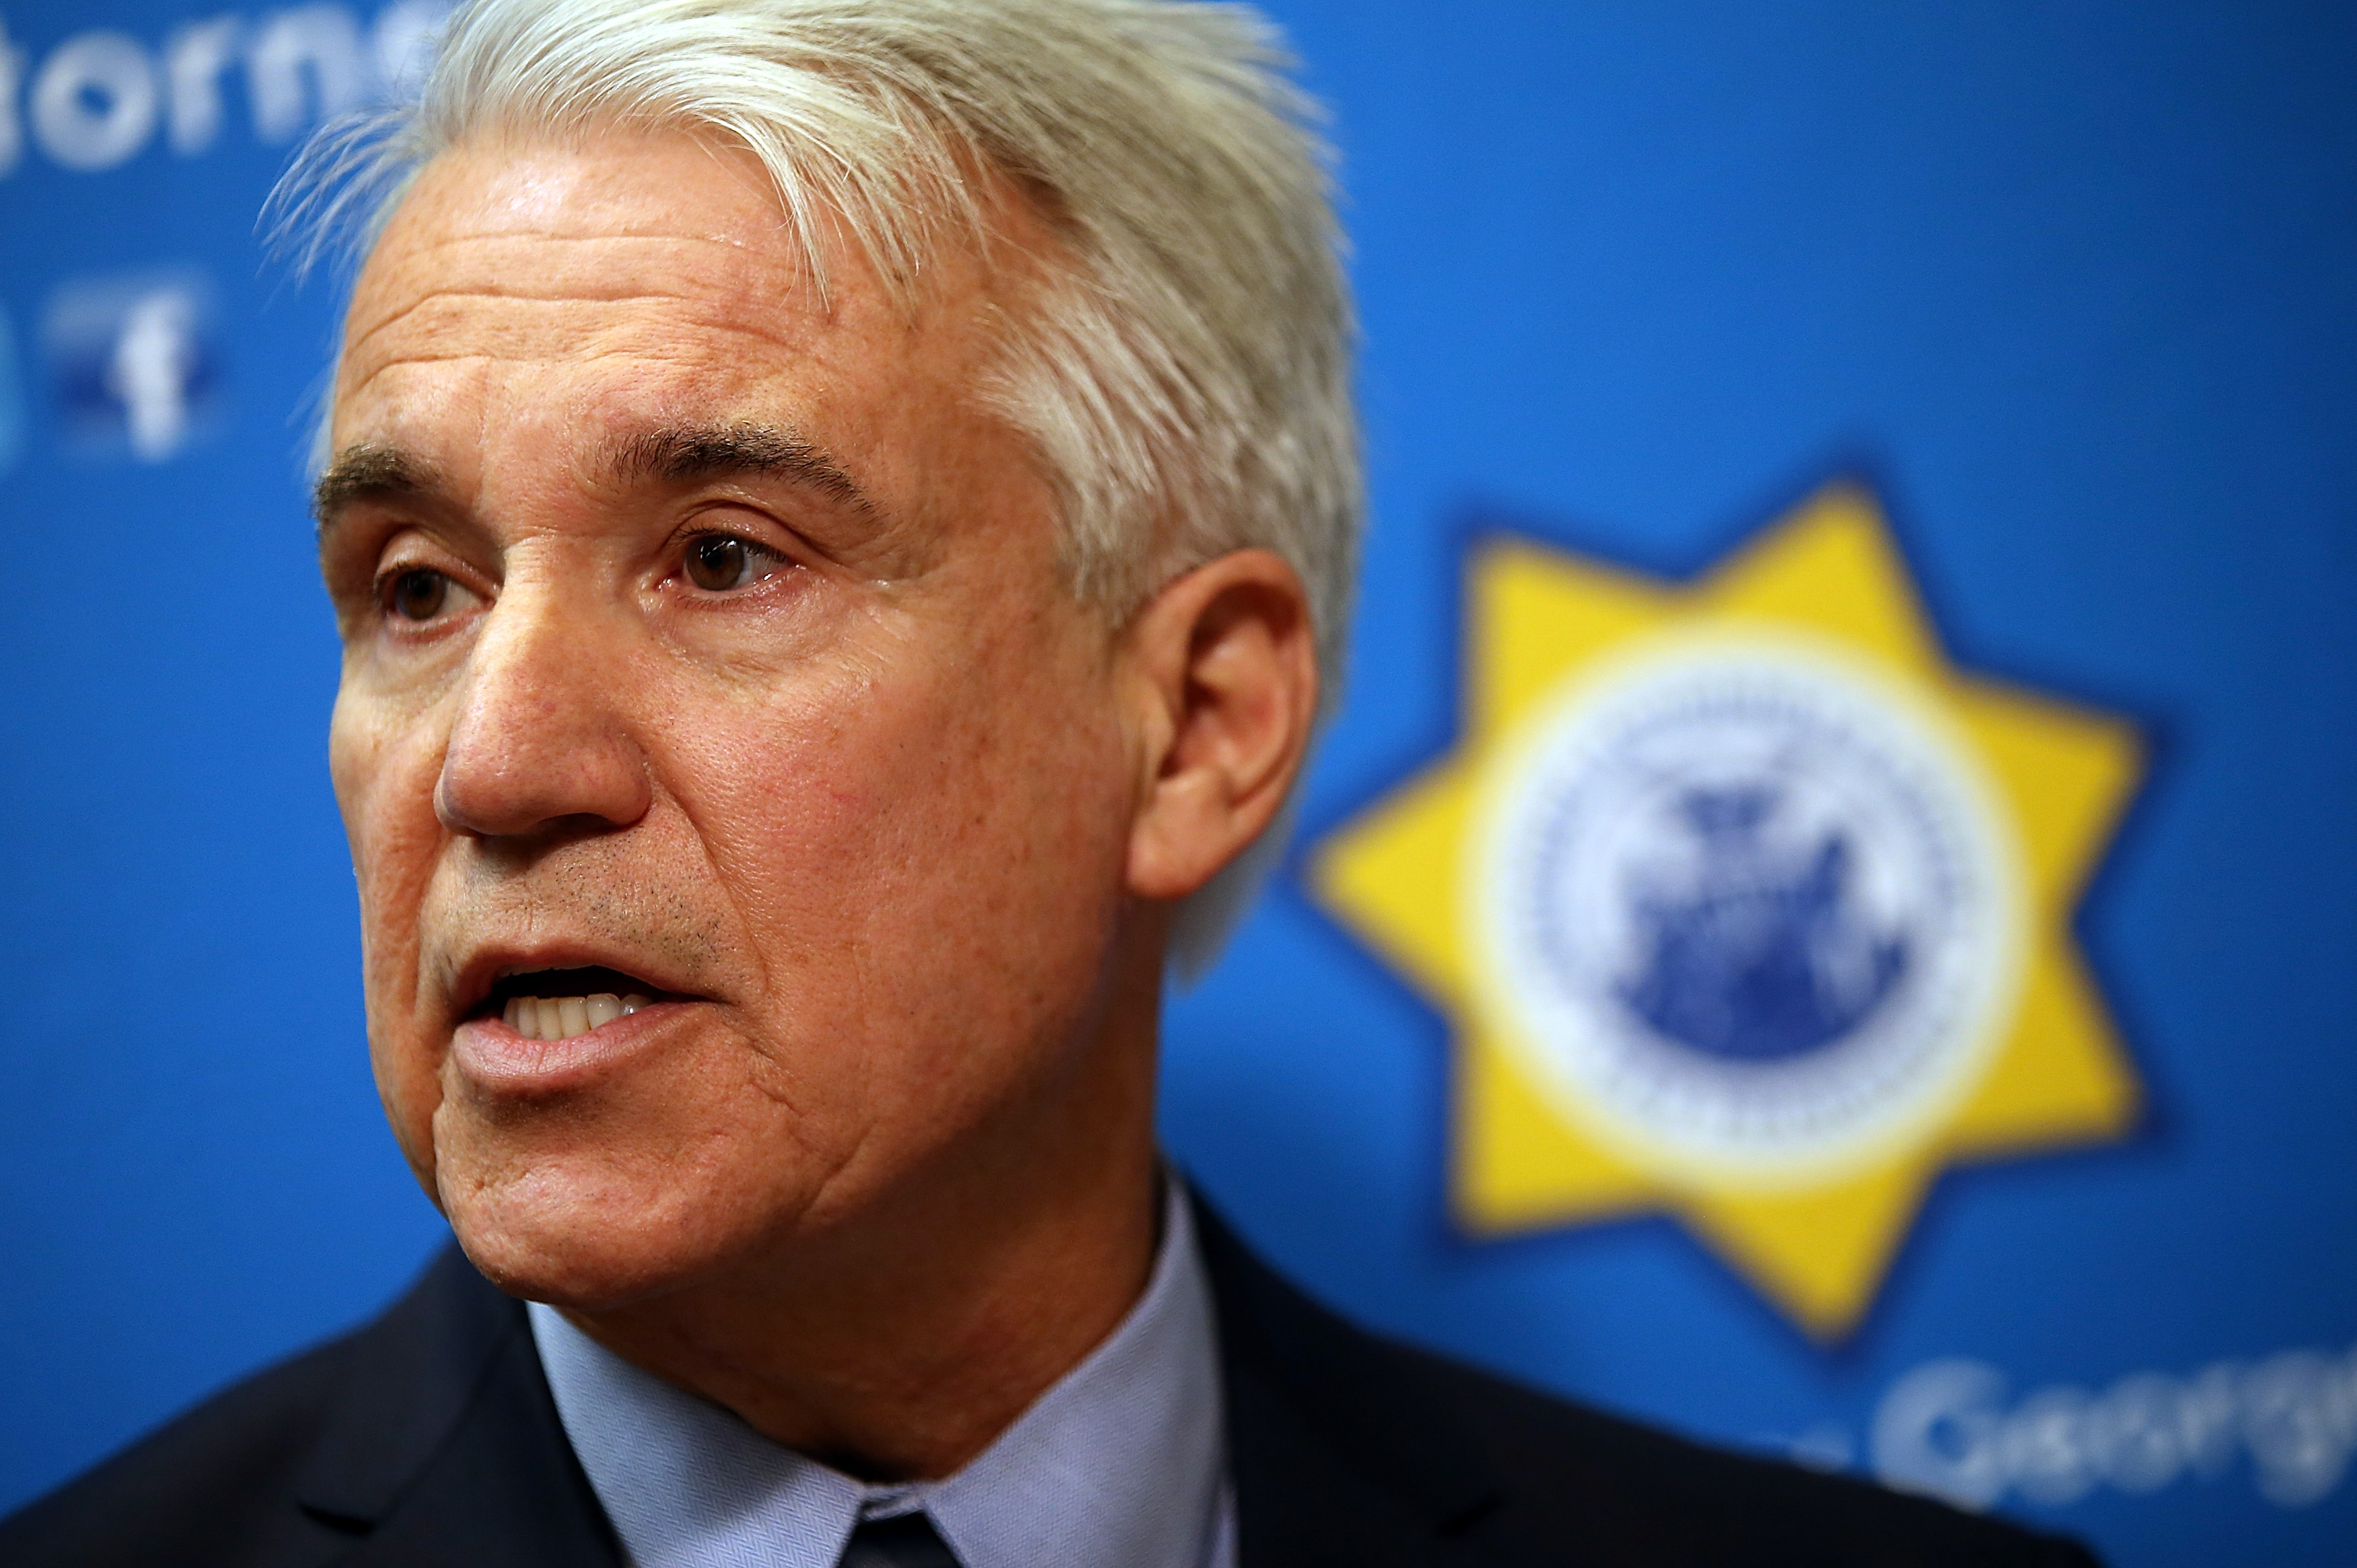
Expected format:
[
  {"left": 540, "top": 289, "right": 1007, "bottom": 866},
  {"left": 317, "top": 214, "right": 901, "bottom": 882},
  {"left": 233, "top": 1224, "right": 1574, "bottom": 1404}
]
[
  {"left": 310, "top": 423, "right": 874, "bottom": 545},
  {"left": 313, "top": 444, "right": 441, "bottom": 537},
  {"left": 608, "top": 423, "right": 873, "bottom": 514}
]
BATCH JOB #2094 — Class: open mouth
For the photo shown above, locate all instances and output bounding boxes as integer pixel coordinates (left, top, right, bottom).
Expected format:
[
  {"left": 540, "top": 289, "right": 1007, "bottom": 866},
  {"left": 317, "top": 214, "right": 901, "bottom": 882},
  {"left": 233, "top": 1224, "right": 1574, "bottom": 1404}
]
[{"left": 483, "top": 967, "right": 671, "bottom": 1042}]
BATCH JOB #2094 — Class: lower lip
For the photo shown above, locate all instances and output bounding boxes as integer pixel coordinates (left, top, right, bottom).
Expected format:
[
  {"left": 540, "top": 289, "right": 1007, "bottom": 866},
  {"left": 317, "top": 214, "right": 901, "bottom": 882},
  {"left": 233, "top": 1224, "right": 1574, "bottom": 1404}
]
[{"left": 449, "top": 1000, "right": 694, "bottom": 1093}]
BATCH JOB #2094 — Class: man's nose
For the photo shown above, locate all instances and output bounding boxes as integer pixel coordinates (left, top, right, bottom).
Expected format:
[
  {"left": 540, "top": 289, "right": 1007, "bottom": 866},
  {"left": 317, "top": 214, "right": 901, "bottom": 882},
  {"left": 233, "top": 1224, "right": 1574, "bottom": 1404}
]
[{"left": 434, "top": 583, "right": 654, "bottom": 839}]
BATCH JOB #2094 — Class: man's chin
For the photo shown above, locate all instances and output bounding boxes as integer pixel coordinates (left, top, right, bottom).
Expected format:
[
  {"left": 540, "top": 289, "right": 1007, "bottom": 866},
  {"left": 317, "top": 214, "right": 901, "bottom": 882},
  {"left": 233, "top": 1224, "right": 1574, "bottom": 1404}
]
[{"left": 435, "top": 1160, "right": 757, "bottom": 1311}]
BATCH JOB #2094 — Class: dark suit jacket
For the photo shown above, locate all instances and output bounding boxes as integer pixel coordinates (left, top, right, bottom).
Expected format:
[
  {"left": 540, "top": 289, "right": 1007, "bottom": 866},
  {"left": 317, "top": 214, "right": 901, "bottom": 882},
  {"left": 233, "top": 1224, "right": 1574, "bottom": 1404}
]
[{"left": 1, "top": 1202, "right": 2100, "bottom": 1566}]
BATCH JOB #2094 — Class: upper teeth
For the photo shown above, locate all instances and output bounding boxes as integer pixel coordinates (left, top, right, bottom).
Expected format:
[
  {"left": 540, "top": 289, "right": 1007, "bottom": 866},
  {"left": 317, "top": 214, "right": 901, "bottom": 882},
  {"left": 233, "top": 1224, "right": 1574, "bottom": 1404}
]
[{"left": 503, "top": 993, "right": 653, "bottom": 1042}]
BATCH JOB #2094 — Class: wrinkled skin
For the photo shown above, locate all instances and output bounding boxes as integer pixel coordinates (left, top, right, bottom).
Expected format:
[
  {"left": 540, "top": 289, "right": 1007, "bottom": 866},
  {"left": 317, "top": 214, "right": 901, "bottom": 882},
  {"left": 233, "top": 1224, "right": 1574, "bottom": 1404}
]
[{"left": 318, "top": 130, "right": 1315, "bottom": 1477}]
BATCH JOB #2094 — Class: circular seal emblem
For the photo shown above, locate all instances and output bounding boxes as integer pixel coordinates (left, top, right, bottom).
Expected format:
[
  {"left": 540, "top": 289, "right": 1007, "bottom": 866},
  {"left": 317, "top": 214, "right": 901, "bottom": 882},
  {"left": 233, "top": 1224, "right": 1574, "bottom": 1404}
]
[{"left": 1473, "top": 635, "right": 2025, "bottom": 1183}]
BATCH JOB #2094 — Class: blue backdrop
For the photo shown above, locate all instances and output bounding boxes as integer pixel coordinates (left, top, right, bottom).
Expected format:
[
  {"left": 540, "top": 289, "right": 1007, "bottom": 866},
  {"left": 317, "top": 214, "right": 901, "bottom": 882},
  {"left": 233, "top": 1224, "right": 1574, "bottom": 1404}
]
[{"left": 2, "top": 5, "right": 2351, "bottom": 1565}]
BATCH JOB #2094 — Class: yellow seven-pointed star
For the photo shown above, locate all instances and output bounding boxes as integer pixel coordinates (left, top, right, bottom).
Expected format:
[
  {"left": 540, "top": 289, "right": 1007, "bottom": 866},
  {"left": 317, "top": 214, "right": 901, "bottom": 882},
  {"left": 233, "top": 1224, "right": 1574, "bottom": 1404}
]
[{"left": 1312, "top": 480, "right": 2144, "bottom": 1338}]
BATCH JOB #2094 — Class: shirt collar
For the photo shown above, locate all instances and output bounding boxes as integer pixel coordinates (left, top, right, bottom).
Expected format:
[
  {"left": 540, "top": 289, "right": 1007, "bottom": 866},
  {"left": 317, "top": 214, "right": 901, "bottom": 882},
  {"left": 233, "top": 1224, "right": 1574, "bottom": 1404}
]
[{"left": 530, "top": 1178, "right": 1229, "bottom": 1568}]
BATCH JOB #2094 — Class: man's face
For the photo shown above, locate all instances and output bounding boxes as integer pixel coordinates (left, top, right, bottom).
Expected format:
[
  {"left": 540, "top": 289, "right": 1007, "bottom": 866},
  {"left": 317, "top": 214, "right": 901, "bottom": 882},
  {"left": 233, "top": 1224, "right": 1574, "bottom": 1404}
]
[{"left": 321, "top": 132, "right": 1152, "bottom": 1306}]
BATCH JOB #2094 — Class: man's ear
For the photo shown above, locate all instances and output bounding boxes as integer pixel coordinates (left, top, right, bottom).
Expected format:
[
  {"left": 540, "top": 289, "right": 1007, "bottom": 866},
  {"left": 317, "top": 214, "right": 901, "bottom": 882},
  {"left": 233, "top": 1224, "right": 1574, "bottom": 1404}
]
[{"left": 1124, "top": 548, "right": 1319, "bottom": 902}]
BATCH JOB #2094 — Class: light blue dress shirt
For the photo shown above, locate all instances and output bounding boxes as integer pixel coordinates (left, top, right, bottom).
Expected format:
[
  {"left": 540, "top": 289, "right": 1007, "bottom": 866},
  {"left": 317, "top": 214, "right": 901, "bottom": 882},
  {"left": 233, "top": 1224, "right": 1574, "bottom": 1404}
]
[{"left": 530, "top": 1182, "right": 1237, "bottom": 1568}]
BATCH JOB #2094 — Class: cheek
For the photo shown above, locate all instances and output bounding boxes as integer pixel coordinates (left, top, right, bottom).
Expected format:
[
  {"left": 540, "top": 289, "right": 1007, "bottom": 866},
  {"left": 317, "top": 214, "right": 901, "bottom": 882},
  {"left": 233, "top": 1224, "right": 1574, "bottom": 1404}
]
[
  {"left": 330, "top": 687, "right": 452, "bottom": 1174},
  {"left": 331, "top": 693, "right": 444, "bottom": 943},
  {"left": 326, "top": 687, "right": 379, "bottom": 845},
  {"left": 672, "top": 643, "right": 1132, "bottom": 1031},
  {"left": 667, "top": 680, "right": 940, "bottom": 937}
]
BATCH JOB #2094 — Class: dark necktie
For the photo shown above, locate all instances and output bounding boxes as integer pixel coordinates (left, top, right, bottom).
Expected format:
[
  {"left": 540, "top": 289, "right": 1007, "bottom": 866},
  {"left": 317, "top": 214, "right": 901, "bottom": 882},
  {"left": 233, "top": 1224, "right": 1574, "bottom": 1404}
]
[{"left": 838, "top": 1511, "right": 962, "bottom": 1568}]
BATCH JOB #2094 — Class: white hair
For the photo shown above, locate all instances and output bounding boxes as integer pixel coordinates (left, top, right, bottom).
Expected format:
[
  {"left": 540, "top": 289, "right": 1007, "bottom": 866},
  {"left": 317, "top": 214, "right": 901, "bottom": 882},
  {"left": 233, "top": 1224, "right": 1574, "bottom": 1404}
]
[{"left": 277, "top": 0, "right": 1359, "bottom": 973}]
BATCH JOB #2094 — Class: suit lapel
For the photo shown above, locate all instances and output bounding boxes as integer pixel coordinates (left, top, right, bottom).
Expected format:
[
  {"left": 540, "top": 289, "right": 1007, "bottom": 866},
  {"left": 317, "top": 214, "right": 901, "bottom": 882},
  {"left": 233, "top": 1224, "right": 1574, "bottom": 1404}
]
[
  {"left": 292, "top": 1244, "right": 625, "bottom": 1566},
  {"left": 1194, "top": 1196, "right": 1506, "bottom": 1568}
]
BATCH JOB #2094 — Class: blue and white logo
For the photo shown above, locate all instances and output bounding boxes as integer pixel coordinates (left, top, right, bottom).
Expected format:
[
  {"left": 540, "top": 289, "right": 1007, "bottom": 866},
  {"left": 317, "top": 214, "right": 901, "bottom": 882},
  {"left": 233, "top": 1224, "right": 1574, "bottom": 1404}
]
[
  {"left": 42, "top": 269, "right": 220, "bottom": 462},
  {"left": 1475, "top": 636, "right": 2025, "bottom": 1181}
]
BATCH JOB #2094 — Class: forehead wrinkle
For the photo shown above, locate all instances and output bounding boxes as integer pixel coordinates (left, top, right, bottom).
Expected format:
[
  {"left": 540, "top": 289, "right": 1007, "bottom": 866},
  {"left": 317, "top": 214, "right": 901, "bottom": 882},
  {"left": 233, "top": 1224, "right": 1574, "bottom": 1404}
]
[
  {"left": 361, "top": 229, "right": 767, "bottom": 286},
  {"left": 342, "top": 225, "right": 803, "bottom": 365},
  {"left": 341, "top": 287, "right": 752, "bottom": 379},
  {"left": 346, "top": 330, "right": 812, "bottom": 388},
  {"left": 348, "top": 231, "right": 791, "bottom": 327}
]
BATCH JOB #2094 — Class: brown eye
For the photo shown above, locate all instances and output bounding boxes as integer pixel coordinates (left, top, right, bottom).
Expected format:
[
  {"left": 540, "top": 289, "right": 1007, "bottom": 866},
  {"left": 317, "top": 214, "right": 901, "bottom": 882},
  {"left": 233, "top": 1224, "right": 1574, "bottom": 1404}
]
[
  {"left": 390, "top": 569, "right": 450, "bottom": 621},
  {"left": 684, "top": 533, "right": 785, "bottom": 592}
]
